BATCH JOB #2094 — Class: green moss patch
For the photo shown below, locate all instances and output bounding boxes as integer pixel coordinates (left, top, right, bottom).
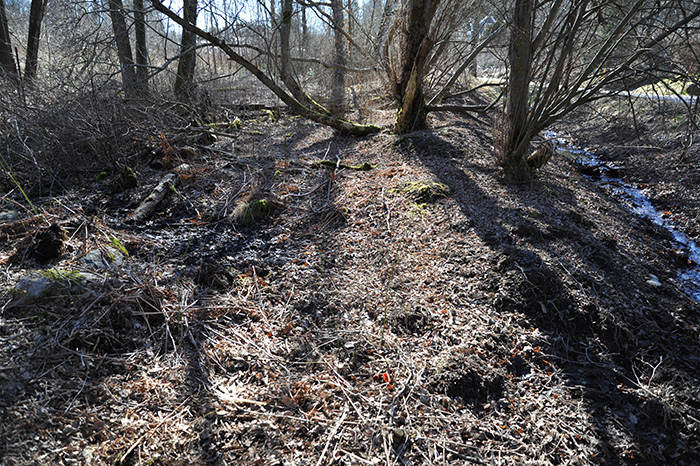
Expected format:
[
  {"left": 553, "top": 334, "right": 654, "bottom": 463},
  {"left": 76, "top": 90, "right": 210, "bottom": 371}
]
[
  {"left": 314, "top": 160, "right": 375, "bottom": 171},
  {"left": 397, "top": 180, "right": 452, "bottom": 203},
  {"left": 233, "top": 199, "right": 270, "bottom": 226},
  {"left": 10, "top": 269, "right": 100, "bottom": 307}
]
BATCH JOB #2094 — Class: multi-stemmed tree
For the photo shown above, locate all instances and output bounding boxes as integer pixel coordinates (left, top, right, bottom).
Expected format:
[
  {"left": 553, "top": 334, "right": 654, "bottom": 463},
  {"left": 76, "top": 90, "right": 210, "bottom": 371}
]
[{"left": 499, "top": 0, "right": 700, "bottom": 181}]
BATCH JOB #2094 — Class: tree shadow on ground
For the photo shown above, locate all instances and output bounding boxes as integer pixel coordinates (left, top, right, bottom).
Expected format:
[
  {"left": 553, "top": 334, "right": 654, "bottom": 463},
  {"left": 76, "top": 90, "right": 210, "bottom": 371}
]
[
  {"left": 2, "top": 110, "right": 699, "bottom": 465},
  {"left": 392, "top": 124, "right": 700, "bottom": 464}
]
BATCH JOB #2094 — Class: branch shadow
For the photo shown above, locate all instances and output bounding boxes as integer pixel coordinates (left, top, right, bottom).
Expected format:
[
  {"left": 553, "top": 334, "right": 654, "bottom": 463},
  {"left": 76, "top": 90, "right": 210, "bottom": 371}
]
[{"left": 391, "top": 123, "right": 700, "bottom": 464}]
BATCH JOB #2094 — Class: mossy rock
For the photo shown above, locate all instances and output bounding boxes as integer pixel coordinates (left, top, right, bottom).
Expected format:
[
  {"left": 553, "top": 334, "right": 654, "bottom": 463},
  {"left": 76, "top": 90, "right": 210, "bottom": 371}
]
[
  {"left": 233, "top": 199, "right": 270, "bottom": 226},
  {"left": 399, "top": 181, "right": 451, "bottom": 203},
  {"left": 113, "top": 167, "right": 138, "bottom": 193},
  {"left": 80, "top": 245, "right": 125, "bottom": 271},
  {"left": 10, "top": 269, "right": 100, "bottom": 307}
]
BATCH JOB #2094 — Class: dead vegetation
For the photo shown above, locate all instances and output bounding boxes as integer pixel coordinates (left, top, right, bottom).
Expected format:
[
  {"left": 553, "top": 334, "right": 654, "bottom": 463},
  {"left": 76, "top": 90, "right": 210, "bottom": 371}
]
[{"left": 1, "top": 93, "right": 700, "bottom": 465}]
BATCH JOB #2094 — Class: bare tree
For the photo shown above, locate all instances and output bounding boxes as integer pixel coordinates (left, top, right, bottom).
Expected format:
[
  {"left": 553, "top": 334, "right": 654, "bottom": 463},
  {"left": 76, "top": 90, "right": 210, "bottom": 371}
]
[
  {"left": 175, "top": 0, "right": 198, "bottom": 102},
  {"left": 151, "top": 0, "right": 379, "bottom": 135},
  {"left": 0, "top": 0, "right": 15, "bottom": 77},
  {"left": 376, "top": 0, "right": 398, "bottom": 66},
  {"left": 108, "top": 0, "right": 138, "bottom": 96},
  {"left": 299, "top": 0, "right": 308, "bottom": 49},
  {"left": 500, "top": 0, "right": 533, "bottom": 180},
  {"left": 134, "top": 0, "right": 149, "bottom": 92},
  {"left": 330, "top": 0, "right": 347, "bottom": 114},
  {"left": 24, "top": 0, "right": 47, "bottom": 82},
  {"left": 498, "top": 0, "right": 700, "bottom": 181},
  {"left": 279, "top": 0, "right": 330, "bottom": 114},
  {"left": 383, "top": 0, "right": 500, "bottom": 133},
  {"left": 393, "top": 0, "right": 440, "bottom": 133}
]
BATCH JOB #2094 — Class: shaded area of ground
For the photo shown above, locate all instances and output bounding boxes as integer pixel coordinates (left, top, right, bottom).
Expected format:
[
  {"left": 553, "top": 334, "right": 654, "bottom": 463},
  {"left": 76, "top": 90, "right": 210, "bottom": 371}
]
[
  {"left": 554, "top": 95, "right": 700, "bottom": 241},
  {"left": 1, "top": 102, "right": 699, "bottom": 465}
]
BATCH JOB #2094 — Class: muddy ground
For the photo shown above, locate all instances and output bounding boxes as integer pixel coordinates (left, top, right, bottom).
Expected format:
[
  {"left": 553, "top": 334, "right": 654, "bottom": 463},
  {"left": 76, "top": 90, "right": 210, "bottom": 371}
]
[{"left": 1, "top": 97, "right": 699, "bottom": 465}]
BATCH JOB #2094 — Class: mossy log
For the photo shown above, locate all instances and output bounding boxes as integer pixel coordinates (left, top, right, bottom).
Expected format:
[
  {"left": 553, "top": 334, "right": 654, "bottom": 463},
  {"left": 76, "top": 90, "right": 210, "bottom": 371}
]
[
  {"left": 130, "top": 173, "right": 177, "bottom": 223},
  {"left": 314, "top": 160, "right": 375, "bottom": 170}
]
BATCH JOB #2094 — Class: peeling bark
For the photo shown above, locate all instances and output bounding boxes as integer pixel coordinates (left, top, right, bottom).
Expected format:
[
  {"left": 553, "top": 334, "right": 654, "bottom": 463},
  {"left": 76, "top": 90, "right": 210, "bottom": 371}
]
[{"left": 394, "top": 0, "right": 440, "bottom": 134}]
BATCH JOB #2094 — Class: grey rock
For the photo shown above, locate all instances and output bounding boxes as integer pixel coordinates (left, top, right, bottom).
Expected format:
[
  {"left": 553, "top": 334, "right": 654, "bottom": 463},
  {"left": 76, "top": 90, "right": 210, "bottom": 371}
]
[
  {"left": 0, "top": 211, "right": 20, "bottom": 222},
  {"left": 11, "top": 270, "right": 101, "bottom": 306},
  {"left": 79, "top": 246, "right": 125, "bottom": 271},
  {"left": 646, "top": 274, "right": 662, "bottom": 287}
]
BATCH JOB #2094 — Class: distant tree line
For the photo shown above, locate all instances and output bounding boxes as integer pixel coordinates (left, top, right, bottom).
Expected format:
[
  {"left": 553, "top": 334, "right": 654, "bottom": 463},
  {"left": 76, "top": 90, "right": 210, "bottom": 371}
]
[{"left": 1, "top": 0, "right": 699, "bottom": 180}]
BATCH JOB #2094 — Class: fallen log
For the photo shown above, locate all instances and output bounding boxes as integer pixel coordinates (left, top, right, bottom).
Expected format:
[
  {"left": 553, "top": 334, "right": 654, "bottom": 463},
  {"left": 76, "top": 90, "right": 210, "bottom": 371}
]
[
  {"left": 314, "top": 160, "right": 375, "bottom": 170},
  {"left": 130, "top": 173, "right": 177, "bottom": 223}
]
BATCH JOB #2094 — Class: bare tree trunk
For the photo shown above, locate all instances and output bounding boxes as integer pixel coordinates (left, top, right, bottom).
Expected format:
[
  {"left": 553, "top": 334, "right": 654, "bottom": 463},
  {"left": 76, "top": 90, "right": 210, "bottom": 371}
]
[
  {"left": 347, "top": 0, "right": 353, "bottom": 63},
  {"left": 394, "top": 0, "right": 439, "bottom": 134},
  {"left": 376, "top": 0, "right": 397, "bottom": 66},
  {"left": 108, "top": 0, "right": 138, "bottom": 96},
  {"left": 330, "top": 0, "right": 346, "bottom": 115},
  {"left": 279, "top": 0, "right": 294, "bottom": 79},
  {"left": 500, "top": 0, "right": 534, "bottom": 181},
  {"left": 280, "top": 0, "right": 329, "bottom": 114},
  {"left": 175, "top": 0, "right": 198, "bottom": 103},
  {"left": 134, "top": 0, "right": 149, "bottom": 92},
  {"left": 468, "top": 19, "right": 478, "bottom": 77},
  {"left": 299, "top": 0, "right": 307, "bottom": 50},
  {"left": 0, "top": 0, "right": 15, "bottom": 77},
  {"left": 24, "top": 0, "right": 46, "bottom": 82}
]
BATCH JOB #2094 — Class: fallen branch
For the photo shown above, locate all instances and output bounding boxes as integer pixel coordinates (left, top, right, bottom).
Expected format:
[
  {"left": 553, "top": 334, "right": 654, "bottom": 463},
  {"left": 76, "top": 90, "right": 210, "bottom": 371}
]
[
  {"left": 315, "top": 406, "right": 348, "bottom": 466},
  {"left": 314, "top": 160, "right": 374, "bottom": 170},
  {"left": 130, "top": 173, "right": 177, "bottom": 223}
]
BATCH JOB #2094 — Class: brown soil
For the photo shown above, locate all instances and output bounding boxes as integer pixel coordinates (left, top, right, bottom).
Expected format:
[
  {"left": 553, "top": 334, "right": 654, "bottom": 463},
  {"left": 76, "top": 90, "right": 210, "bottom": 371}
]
[{"left": 1, "top": 103, "right": 699, "bottom": 465}]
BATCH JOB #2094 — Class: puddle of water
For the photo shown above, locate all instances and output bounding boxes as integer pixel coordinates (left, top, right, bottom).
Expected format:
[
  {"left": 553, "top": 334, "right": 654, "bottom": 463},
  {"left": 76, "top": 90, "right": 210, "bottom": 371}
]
[{"left": 544, "top": 130, "right": 700, "bottom": 302}]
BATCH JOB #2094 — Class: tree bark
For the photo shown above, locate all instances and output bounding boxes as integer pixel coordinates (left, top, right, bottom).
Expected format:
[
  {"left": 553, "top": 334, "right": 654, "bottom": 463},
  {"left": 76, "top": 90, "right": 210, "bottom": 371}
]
[
  {"left": 394, "top": 0, "right": 439, "bottom": 133},
  {"left": 280, "top": 0, "right": 329, "bottom": 114},
  {"left": 175, "top": 0, "right": 198, "bottom": 103},
  {"left": 501, "top": 0, "right": 535, "bottom": 182},
  {"left": 330, "top": 0, "right": 346, "bottom": 115},
  {"left": 300, "top": 1, "right": 308, "bottom": 50},
  {"left": 24, "top": 0, "right": 47, "bottom": 82},
  {"left": 134, "top": 0, "right": 149, "bottom": 92},
  {"left": 0, "top": 0, "right": 15, "bottom": 77},
  {"left": 376, "top": 0, "right": 397, "bottom": 66},
  {"left": 108, "top": 0, "right": 138, "bottom": 96}
]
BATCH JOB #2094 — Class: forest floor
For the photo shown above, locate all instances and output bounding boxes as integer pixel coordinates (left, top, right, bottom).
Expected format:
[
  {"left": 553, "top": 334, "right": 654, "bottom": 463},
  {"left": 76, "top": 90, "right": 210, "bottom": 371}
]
[{"left": 1, "top": 93, "right": 699, "bottom": 465}]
